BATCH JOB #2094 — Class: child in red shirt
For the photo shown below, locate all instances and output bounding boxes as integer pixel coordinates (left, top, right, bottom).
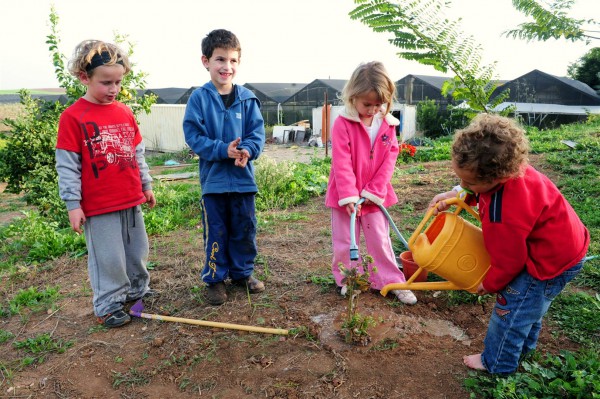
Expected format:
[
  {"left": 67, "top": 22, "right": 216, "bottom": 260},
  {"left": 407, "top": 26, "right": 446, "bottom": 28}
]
[
  {"left": 56, "top": 40, "right": 156, "bottom": 328},
  {"left": 430, "top": 113, "right": 589, "bottom": 374}
]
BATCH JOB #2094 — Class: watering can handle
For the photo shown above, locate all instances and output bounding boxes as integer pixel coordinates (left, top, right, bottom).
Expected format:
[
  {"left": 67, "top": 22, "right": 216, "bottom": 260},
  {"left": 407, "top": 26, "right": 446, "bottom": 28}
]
[{"left": 407, "top": 197, "right": 480, "bottom": 250}]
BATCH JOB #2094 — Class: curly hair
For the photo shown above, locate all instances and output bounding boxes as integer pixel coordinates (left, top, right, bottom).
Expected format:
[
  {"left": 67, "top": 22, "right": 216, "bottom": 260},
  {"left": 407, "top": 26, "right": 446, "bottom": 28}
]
[
  {"left": 201, "top": 29, "right": 241, "bottom": 60},
  {"left": 68, "top": 40, "right": 131, "bottom": 77},
  {"left": 452, "top": 113, "right": 529, "bottom": 183},
  {"left": 340, "top": 61, "right": 396, "bottom": 117}
]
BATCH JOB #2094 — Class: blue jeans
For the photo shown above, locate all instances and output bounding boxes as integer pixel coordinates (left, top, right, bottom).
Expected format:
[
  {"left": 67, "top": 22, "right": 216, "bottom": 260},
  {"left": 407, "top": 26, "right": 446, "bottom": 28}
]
[{"left": 481, "top": 260, "right": 584, "bottom": 374}]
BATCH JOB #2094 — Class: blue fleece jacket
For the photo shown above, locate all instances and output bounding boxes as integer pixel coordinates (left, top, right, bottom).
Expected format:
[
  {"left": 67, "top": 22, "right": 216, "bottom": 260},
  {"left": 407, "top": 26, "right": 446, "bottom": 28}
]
[{"left": 183, "top": 82, "right": 265, "bottom": 194}]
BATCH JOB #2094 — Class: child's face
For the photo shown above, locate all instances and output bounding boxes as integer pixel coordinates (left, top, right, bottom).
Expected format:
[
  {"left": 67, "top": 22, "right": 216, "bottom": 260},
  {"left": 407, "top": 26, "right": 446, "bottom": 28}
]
[
  {"left": 80, "top": 64, "right": 125, "bottom": 104},
  {"left": 354, "top": 91, "right": 382, "bottom": 121},
  {"left": 452, "top": 160, "right": 507, "bottom": 194},
  {"left": 202, "top": 48, "right": 239, "bottom": 93}
]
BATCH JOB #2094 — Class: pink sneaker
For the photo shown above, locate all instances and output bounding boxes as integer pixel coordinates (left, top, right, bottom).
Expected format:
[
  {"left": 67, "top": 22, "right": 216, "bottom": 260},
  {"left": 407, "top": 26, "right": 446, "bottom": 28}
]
[{"left": 392, "top": 289, "right": 417, "bottom": 305}]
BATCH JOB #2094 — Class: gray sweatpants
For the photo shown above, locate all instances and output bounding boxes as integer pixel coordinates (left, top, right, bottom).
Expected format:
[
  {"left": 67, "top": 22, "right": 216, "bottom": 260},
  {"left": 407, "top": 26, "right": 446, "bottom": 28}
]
[{"left": 84, "top": 205, "right": 150, "bottom": 316}]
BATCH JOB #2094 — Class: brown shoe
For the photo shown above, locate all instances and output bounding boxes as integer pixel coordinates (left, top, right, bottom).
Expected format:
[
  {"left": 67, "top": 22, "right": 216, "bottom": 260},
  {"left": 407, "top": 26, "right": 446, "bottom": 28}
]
[
  {"left": 206, "top": 282, "right": 227, "bottom": 306},
  {"left": 232, "top": 275, "right": 265, "bottom": 293}
]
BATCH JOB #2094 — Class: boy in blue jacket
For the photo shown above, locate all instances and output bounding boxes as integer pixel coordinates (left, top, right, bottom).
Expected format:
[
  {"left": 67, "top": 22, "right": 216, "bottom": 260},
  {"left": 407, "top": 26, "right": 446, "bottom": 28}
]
[{"left": 183, "top": 29, "right": 265, "bottom": 306}]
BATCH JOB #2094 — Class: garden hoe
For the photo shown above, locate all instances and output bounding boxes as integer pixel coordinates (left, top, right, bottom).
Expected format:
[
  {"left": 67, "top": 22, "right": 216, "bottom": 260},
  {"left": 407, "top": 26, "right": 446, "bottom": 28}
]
[{"left": 128, "top": 300, "right": 288, "bottom": 336}]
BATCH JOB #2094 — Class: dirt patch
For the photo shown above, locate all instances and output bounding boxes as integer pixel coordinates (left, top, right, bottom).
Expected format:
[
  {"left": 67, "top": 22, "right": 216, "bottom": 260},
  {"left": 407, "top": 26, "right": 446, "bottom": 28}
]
[
  {"left": 0, "top": 150, "right": 580, "bottom": 398},
  {"left": 261, "top": 143, "right": 326, "bottom": 163}
]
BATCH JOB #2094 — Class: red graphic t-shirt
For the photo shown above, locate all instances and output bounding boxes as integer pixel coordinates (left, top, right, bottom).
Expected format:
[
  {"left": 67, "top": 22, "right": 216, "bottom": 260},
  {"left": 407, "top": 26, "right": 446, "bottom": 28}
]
[{"left": 57, "top": 98, "right": 145, "bottom": 216}]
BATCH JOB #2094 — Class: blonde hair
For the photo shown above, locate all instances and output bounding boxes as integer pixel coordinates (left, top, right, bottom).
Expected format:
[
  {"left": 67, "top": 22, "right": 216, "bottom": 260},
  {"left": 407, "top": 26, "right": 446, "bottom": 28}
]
[
  {"left": 452, "top": 113, "right": 530, "bottom": 183},
  {"left": 341, "top": 61, "right": 396, "bottom": 117},
  {"left": 68, "top": 40, "right": 131, "bottom": 77}
]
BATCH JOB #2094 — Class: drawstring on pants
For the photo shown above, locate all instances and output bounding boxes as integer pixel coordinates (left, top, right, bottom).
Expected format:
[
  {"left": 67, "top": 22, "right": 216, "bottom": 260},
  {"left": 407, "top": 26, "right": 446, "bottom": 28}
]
[{"left": 122, "top": 208, "right": 131, "bottom": 244}]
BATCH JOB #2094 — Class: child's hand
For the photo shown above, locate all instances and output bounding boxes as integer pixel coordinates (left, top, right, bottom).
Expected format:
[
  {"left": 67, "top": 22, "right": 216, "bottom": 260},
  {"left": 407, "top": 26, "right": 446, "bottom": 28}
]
[
  {"left": 68, "top": 208, "right": 86, "bottom": 234},
  {"left": 227, "top": 137, "right": 243, "bottom": 159},
  {"left": 235, "top": 148, "right": 250, "bottom": 168},
  {"left": 143, "top": 189, "right": 156, "bottom": 209},
  {"left": 476, "top": 283, "right": 489, "bottom": 296},
  {"left": 345, "top": 202, "right": 361, "bottom": 217},
  {"left": 428, "top": 190, "right": 458, "bottom": 215}
]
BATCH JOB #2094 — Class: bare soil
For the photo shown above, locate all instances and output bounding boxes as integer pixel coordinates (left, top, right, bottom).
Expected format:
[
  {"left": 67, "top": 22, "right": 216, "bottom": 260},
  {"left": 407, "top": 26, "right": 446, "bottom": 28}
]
[{"left": 0, "top": 145, "right": 579, "bottom": 398}]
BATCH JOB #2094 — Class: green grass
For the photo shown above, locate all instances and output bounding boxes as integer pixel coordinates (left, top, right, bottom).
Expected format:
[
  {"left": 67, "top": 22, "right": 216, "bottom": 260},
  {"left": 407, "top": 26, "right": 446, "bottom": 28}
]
[
  {"left": 7, "top": 285, "right": 61, "bottom": 315},
  {"left": 548, "top": 292, "right": 600, "bottom": 345},
  {"left": 12, "top": 333, "right": 74, "bottom": 367},
  {"left": 0, "top": 329, "right": 15, "bottom": 344},
  {"left": 145, "top": 149, "right": 197, "bottom": 167},
  {"left": 464, "top": 348, "right": 600, "bottom": 399}
]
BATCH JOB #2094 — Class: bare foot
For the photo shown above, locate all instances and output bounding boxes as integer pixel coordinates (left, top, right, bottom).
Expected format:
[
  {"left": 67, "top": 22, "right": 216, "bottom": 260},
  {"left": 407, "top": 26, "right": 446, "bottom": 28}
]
[{"left": 463, "top": 353, "right": 486, "bottom": 371}]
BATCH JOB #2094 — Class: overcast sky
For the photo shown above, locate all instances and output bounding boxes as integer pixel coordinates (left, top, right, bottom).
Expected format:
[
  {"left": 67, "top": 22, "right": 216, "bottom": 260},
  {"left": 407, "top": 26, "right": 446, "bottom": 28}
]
[{"left": 1, "top": 0, "right": 597, "bottom": 90}]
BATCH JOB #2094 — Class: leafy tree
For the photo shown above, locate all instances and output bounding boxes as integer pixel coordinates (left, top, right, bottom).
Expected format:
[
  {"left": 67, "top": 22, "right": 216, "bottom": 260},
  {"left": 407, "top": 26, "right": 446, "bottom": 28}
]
[
  {"left": 505, "top": 0, "right": 600, "bottom": 43},
  {"left": 349, "top": 0, "right": 508, "bottom": 113},
  {"left": 0, "top": 7, "right": 156, "bottom": 224},
  {"left": 45, "top": 7, "right": 156, "bottom": 119},
  {"left": 350, "top": 0, "right": 599, "bottom": 117},
  {"left": 567, "top": 47, "right": 600, "bottom": 91}
]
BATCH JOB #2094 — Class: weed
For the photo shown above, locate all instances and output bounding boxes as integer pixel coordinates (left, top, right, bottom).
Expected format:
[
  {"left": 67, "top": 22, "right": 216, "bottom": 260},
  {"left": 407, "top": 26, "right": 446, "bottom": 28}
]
[
  {"left": 111, "top": 368, "right": 151, "bottom": 387},
  {"left": 87, "top": 325, "right": 108, "bottom": 334},
  {"left": 442, "top": 290, "right": 490, "bottom": 307},
  {"left": 254, "top": 156, "right": 330, "bottom": 210},
  {"left": 289, "top": 326, "right": 318, "bottom": 342},
  {"left": 8, "top": 285, "right": 60, "bottom": 315},
  {"left": 0, "top": 329, "right": 15, "bottom": 344},
  {"left": 255, "top": 254, "right": 270, "bottom": 280},
  {"left": 464, "top": 349, "right": 600, "bottom": 398},
  {"left": 548, "top": 291, "right": 600, "bottom": 344},
  {"left": 0, "top": 362, "right": 14, "bottom": 384},
  {"left": 192, "top": 379, "right": 217, "bottom": 394},
  {"left": 143, "top": 182, "right": 201, "bottom": 234},
  {"left": 307, "top": 273, "right": 336, "bottom": 293},
  {"left": 190, "top": 285, "right": 205, "bottom": 304},
  {"left": 0, "top": 211, "right": 85, "bottom": 270},
  {"left": 13, "top": 333, "right": 74, "bottom": 365},
  {"left": 179, "top": 377, "right": 192, "bottom": 391},
  {"left": 370, "top": 338, "right": 399, "bottom": 351}
]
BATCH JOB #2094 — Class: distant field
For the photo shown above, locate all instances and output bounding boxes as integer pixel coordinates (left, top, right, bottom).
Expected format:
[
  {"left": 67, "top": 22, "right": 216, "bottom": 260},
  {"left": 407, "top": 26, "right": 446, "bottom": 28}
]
[
  {"left": 0, "top": 103, "right": 24, "bottom": 132},
  {"left": 0, "top": 88, "right": 65, "bottom": 95},
  {"left": 0, "top": 89, "right": 64, "bottom": 131}
]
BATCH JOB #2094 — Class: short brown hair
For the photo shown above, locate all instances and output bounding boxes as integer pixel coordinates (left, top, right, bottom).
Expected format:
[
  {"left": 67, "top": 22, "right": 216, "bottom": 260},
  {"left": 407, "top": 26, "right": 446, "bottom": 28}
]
[
  {"left": 452, "top": 113, "right": 529, "bottom": 183},
  {"left": 201, "top": 29, "right": 241, "bottom": 60}
]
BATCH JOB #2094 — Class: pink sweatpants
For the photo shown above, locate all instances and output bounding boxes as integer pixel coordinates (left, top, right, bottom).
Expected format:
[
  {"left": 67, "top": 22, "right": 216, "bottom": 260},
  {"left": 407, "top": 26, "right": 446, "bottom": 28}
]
[{"left": 331, "top": 207, "right": 407, "bottom": 290}]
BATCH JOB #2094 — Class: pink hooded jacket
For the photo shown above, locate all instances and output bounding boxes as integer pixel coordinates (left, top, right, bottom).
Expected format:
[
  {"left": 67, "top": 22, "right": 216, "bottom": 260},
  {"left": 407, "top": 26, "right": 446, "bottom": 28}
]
[{"left": 325, "top": 110, "right": 400, "bottom": 215}]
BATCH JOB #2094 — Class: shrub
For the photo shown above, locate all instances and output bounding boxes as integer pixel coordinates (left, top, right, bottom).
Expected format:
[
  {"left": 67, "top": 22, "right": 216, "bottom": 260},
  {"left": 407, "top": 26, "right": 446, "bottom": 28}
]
[{"left": 0, "top": 93, "right": 61, "bottom": 194}]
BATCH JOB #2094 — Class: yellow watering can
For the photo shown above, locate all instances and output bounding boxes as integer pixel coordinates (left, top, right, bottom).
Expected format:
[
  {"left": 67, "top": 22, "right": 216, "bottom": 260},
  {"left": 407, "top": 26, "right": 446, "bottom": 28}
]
[{"left": 381, "top": 197, "right": 490, "bottom": 295}]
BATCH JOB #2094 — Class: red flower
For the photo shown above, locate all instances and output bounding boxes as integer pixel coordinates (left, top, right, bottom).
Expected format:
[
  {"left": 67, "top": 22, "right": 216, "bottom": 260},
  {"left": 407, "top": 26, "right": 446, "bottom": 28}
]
[{"left": 399, "top": 143, "right": 417, "bottom": 157}]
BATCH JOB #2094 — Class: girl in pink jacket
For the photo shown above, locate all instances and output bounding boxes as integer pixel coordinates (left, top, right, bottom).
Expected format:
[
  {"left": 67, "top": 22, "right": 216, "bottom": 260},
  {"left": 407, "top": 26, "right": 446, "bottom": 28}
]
[{"left": 325, "top": 61, "right": 417, "bottom": 305}]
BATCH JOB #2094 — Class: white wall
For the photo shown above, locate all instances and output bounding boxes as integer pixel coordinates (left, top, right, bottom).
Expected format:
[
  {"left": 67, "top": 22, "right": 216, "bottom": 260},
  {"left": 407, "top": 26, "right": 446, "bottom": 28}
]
[
  {"left": 312, "top": 104, "right": 417, "bottom": 143},
  {"left": 137, "top": 104, "right": 187, "bottom": 153},
  {"left": 399, "top": 105, "right": 417, "bottom": 141}
]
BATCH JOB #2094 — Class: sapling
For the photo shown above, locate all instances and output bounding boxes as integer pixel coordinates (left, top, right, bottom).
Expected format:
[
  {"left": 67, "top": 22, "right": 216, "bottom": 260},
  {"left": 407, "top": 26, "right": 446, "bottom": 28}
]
[{"left": 338, "top": 254, "right": 378, "bottom": 345}]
